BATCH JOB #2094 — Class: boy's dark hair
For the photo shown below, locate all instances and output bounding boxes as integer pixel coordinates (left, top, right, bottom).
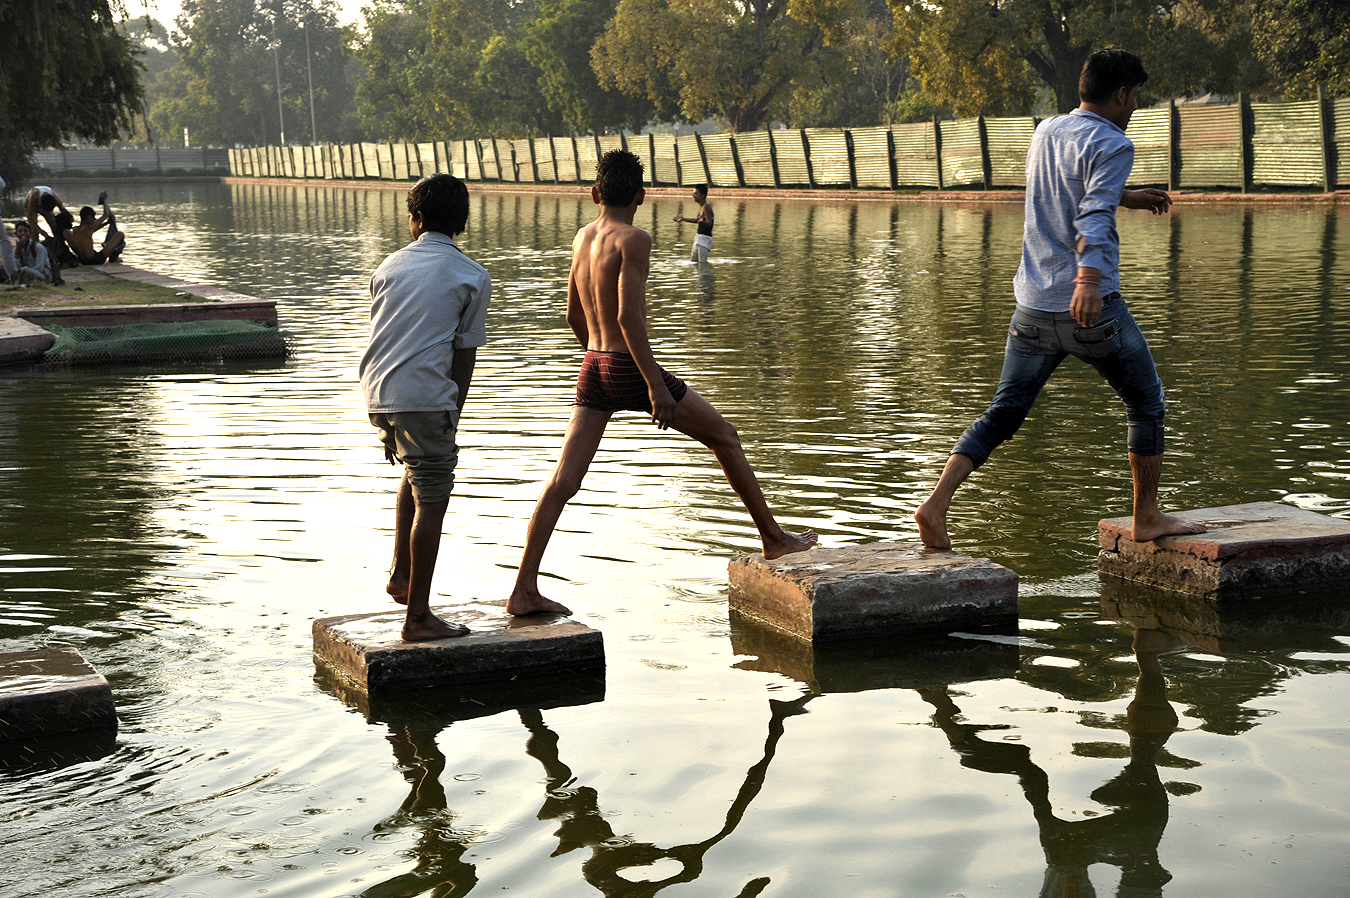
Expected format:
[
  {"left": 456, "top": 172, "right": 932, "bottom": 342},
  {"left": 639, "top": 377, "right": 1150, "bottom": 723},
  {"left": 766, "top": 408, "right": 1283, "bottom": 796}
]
[
  {"left": 1079, "top": 49, "right": 1148, "bottom": 104},
  {"left": 54, "top": 211, "right": 74, "bottom": 232},
  {"left": 79, "top": 205, "right": 96, "bottom": 222},
  {"left": 407, "top": 173, "right": 469, "bottom": 237},
  {"left": 694, "top": 184, "right": 708, "bottom": 195},
  {"left": 594, "top": 150, "right": 644, "bottom": 207},
  {"left": 40, "top": 193, "right": 56, "bottom": 212}
]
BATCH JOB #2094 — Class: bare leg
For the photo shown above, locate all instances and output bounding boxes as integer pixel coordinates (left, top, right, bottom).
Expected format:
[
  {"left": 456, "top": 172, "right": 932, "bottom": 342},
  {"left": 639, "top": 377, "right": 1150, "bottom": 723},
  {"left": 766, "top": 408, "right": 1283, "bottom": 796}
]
[
  {"left": 507, "top": 407, "right": 613, "bottom": 616},
  {"left": 1129, "top": 452, "right": 1206, "bottom": 542},
  {"left": 401, "top": 493, "right": 468, "bottom": 641},
  {"left": 914, "top": 453, "right": 975, "bottom": 550},
  {"left": 386, "top": 472, "right": 414, "bottom": 603},
  {"left": 669, "top": 388, "right": 816, "bottom": 560}
]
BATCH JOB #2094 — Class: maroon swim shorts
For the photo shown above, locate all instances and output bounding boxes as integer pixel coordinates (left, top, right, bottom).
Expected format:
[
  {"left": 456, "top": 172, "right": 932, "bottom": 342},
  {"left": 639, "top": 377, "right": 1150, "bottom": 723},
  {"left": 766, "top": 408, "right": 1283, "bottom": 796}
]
[{"left": 573, "top": 350, "right": 688, "bottom": 413}]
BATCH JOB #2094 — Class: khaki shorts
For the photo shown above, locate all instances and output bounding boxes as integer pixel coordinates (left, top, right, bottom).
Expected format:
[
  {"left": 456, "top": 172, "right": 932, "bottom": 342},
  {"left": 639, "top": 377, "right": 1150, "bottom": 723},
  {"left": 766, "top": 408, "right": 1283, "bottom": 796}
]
[{"left": 370, "top": 410, "right": 460, "bottom": 503}]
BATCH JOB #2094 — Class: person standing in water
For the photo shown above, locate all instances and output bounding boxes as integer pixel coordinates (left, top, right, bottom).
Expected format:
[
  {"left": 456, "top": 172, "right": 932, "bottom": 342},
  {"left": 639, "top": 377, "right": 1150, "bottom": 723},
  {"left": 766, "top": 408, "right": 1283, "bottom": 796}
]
[{"left": 673, "top": 184, "right": 713, "bottom": 263}]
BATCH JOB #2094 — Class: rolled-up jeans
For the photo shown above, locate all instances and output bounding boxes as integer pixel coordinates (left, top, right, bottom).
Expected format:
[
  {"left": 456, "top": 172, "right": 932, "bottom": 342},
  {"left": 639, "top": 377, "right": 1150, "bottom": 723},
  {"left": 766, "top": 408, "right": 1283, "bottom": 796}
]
[{"left": 952, "top": 296, "right": 1165, "bottom": 469}]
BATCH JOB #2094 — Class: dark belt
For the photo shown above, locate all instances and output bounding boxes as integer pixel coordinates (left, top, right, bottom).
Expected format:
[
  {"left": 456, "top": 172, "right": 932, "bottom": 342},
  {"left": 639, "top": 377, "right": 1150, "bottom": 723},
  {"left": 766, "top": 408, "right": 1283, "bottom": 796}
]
[{"left": 1103, "top": 291, "right": 1122, "bottom": 301}]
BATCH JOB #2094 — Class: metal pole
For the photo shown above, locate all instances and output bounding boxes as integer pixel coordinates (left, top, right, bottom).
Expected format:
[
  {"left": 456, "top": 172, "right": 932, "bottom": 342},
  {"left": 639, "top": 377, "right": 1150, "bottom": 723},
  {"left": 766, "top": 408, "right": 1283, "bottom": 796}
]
[
  {"left": 272, "top": 18, "right": 285, "bottom": 145},
  {"left": 304, "top": 20, "right": 317, "bottom": 144}
]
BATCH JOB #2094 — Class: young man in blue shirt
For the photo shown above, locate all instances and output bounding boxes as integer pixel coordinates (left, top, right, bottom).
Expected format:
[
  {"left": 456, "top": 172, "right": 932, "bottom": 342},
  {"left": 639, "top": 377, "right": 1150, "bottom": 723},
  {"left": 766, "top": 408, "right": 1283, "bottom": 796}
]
[{"left": 915, "top": 49, "right": 1207, "bottom": 550}]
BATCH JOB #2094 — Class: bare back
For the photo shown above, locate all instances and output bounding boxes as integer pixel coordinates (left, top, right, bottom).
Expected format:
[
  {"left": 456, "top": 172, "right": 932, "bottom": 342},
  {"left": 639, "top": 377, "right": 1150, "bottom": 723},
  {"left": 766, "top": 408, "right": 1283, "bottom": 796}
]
[{"left": 568, "top": 211, "right": 652, "bottom": 353}]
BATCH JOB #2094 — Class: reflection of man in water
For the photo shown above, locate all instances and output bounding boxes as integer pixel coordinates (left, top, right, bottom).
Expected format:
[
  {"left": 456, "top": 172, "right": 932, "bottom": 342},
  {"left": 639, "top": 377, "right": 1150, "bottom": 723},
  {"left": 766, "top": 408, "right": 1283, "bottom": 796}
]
[
  {"left": 918, "top": 627, "right": 1183, "bottom": 897},
  {"left": 915, "top": 48, "right": 1206, "bottom": 551}
]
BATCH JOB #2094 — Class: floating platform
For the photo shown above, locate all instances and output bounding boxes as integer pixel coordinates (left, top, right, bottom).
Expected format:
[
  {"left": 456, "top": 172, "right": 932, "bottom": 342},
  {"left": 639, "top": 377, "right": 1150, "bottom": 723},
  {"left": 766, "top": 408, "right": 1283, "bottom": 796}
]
[
  {"left": 0, "top": 647, "right": 117, "bottom": 740},
  {"left": 313, "top": 602, "right": 605, "bottom": 694},
  {"left": 728, "top": 541, "right": 1018, "bottom": 642},
  {"left": 1098, "top": 501, "right": 1350, "bottom": 600}
]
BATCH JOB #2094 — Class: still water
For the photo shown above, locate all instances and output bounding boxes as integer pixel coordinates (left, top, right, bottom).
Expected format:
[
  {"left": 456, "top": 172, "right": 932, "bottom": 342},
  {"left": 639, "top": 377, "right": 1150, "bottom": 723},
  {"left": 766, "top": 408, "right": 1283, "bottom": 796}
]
[{"left": 2, "top": 181, "right": 1349, "bottom": 897}]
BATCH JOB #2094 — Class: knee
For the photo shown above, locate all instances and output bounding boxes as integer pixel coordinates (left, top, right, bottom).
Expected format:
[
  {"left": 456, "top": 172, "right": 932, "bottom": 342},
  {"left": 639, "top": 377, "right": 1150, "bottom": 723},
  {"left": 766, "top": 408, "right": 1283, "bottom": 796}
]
[
  {"left": 701, "top": 419, "right": 741, "bottom": 452},
  {"left": 543, "top": 470, "right": 584, "bottom": 503}
]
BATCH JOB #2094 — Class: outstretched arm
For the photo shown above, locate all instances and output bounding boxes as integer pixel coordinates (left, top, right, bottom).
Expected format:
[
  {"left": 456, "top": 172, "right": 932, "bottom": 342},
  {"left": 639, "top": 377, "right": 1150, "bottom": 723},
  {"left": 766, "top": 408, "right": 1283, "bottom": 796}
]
[{"left": 1120, "top": 188, "right": 1171, "bottom": 215}]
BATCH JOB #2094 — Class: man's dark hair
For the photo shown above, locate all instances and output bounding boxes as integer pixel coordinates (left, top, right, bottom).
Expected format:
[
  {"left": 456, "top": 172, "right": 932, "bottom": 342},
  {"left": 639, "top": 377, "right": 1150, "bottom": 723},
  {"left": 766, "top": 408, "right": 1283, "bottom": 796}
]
[
  {"left": 694, "top": 184, "right": 708, "bottom": 195},
  {"left": 54, "top": 211, "right": 74, "bottom": 232},
  {"left": 79, "top": 205, "right": 96, "bottom": 222},
  {"left": 39, "top": 194, "right": 56, "bottom": 213},
  {"left": 1079, "top": 49, "right": 1148, "bottom": 104},
  {"left": 594, "top": 150, "right": 644, "bottom": 207},
  {"left": 407, "top": 173, "right": 469, "bottom": 237}
]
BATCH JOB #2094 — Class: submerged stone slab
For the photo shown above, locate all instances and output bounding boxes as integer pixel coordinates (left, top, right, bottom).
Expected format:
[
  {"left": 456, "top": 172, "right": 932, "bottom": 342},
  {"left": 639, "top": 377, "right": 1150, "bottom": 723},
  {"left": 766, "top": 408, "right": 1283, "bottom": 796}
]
[
  {"left": 1098, "top": 501, "right": 1350, "bottom": 600},
  {"left": 0, "top": 647, "right": 117, "bottom": 740},
  {"left": 0, "top": 317, "right": 57, "bottom": 367},
  {"left": 728, "top": 541, "right": 1018, "bottom": 642},
  {"left": 314, "top": 601, "right": 605, "bottom": 693}
]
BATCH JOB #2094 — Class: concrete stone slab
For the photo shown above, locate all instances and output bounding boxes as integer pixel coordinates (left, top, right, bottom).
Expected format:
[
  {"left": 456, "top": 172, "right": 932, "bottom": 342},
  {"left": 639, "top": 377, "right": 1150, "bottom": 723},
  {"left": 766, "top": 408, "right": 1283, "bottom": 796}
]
[
  {"left": 315, "top": 662, "right": 605, "bottom": 725},
  {"left": 0, "top": 647, "right": 117, "bottom": 739},
  {"left": 728, "top": 541, "right": 1018, "bottom": 642},
  {"left": 1100, "top": 575, "right": 1350, "bottom": 653},
  {"left": 729, "top": 617, "right": 1020, "bottom": 691},
  {"left": 0, "top": 317, "right": 57, "bottom": 367},
  {"left": 1098, "top": 501, "right": 1350, "bottom": 599},
  {"left": 314, "top": 601, "right": 605, "bottom": 693},
  {"left": 18, "top": 297, "right": 278, "bottom": 328}
]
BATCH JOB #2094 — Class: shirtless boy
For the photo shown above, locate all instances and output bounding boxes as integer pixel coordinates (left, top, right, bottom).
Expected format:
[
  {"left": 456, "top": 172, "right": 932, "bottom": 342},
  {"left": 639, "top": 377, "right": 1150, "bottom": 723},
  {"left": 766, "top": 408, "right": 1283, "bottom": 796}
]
[
  {"left": 507, "top": 151, "right": 816, "bottom": 616},
  {"left": 64, "top": 192, "right": 125, "bottom": 265},
  {"left": 25, "top": 185, "right": 69, "bottom": 240}
]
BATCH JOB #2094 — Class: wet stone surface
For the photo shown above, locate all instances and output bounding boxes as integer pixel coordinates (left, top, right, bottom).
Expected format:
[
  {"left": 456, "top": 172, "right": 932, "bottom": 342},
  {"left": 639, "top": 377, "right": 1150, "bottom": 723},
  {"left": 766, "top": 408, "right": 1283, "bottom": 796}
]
[
  {"left": 0, "top": 647, "right": 117, "bottom": 739},
  {"left": 728, "top": 541, "right": 1019, "bottom": 642},
  {"left": 1098, "top": 501, "right": 1350, "bottom": 600},
  {"left": 313, "top": 601, "right": 605, "bottom": 693}
]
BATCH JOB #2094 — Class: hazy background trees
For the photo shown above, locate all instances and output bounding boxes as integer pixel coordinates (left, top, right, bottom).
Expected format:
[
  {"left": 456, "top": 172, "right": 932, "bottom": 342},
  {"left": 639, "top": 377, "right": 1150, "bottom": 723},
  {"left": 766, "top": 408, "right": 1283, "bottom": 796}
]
[{"left": 7, "top": 0, "right": 1349, "bottom": 166}]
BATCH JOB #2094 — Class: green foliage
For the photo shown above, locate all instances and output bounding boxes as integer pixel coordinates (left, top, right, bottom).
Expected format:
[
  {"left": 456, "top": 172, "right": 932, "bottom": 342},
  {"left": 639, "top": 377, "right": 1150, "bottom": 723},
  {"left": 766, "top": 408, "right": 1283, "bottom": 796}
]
[
  {"left": 0, "top": 0, "right": 143, "bottom": 177},
  {"left": 594, "top": 0, "right": 834, "bottom": 131},
  {"left": 1253, "top": 0, "right": 1350, "bottom": 98},
  {"left": 892, "top": 0, "right": 1269, "bottom": 116},
  {"left": 145, "top": 0, "right": 358, "bottom": 147}
]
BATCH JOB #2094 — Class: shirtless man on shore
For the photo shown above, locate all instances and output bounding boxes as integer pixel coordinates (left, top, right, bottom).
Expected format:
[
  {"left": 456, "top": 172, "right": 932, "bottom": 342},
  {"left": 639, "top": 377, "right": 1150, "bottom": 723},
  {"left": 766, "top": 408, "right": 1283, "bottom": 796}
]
[
  {"left": 64, "top": 192, "right": 126, "bottom": 265},
  {"left": 507, "top": 150, "right": 816, "bottom": 616}
]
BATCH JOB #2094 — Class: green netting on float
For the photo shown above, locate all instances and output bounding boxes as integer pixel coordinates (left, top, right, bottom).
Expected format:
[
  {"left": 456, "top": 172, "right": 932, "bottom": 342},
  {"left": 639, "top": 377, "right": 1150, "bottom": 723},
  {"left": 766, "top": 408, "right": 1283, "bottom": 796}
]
[{"left": 43, "top": 320, "right": 292, "bottom": 365}]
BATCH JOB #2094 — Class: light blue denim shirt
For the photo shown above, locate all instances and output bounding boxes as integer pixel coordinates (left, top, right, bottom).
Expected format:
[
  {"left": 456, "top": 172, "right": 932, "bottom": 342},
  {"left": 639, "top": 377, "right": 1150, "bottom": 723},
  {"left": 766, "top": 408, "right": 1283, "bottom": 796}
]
[{"left": 1013, "top": 109, "right": 1133, "bottom": 312}]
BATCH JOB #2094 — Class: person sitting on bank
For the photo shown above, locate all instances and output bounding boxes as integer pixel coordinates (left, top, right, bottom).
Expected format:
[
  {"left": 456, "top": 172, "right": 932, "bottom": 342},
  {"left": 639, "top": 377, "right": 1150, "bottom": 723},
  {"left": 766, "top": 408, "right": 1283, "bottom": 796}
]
[
  {"left": 673, "top": 184, "right": 713, "bottom": 263},
  {"left": 13, "top": 221, "right": 52, "bottom": 284},
  {"left": 64, "top": 192, "right": 126, "bottom": 265}
]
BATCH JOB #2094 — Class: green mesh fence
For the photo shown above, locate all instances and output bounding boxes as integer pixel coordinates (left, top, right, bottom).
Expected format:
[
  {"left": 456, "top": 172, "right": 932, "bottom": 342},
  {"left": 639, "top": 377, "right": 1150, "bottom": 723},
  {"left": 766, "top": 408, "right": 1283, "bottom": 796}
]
[{"left": 43, "top": 319, "right": 292, "bottom": 365}]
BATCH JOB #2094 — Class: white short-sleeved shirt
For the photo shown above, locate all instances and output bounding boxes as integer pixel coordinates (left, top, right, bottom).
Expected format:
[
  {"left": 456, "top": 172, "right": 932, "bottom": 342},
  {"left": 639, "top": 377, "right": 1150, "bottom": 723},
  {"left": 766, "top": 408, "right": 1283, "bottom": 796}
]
[{"left": 360, "top": 231, "right": 491, "bottom": 413}]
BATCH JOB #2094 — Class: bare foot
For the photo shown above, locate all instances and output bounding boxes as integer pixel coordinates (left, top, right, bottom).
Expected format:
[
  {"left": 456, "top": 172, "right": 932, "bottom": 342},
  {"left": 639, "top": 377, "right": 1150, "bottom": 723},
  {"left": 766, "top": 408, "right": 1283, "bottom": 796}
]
[
  {"left": 762, "top": 529, "right": 818, "bottom": 560},
  {"left": 401, "top": 610, "right": 469, "bottom": 642},
  {"left": 386, "top": 579, "right": 408, "bottom": 605},
  {"left": 914, "top": 501, "right": 952, "bottom": 550},
  {"left": 506, "top": 586, "right": 572, "bottom": 617},
  {"left": 1132, "top": 511, "right": 1207, "bottom": 543}
]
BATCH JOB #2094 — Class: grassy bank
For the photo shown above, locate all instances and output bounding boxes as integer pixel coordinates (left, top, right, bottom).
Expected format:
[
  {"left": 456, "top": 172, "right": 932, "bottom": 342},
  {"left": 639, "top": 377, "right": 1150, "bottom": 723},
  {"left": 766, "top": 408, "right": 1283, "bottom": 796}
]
[{"left": 0, "top": 266, "right": 211, "bottom": 317}]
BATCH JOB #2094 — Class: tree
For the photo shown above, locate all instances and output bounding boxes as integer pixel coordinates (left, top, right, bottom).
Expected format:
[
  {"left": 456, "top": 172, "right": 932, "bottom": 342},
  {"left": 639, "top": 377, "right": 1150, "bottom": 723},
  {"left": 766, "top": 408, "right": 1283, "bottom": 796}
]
[
  {"left": 0, "top": 0, "right": 143, "bottom": 186},
  {"left": 522, "top": 0, "right": 654, "bottom": 134},
  {"left": 1253, "top": 0, "right": 1350, "bottom": 98},
  {"left": 789, "top": 0, "right": 911, "bottom": 127},
  {"left": 892, "top": 0, "right": 1262, "bottom": 117},
  {"left": 592, "top": 0, "right": 827, "bottom": 131}
]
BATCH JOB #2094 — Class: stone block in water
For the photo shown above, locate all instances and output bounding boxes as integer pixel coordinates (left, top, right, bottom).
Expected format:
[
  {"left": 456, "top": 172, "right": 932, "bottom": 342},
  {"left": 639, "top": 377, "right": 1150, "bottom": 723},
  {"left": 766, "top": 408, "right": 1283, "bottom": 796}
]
[
  {"left": 0, "top": 647, "right": 117, "bottom": 739},
  {"left": 728, "top": 541, "right": 1018, "bottom": 642},
  {"left": 313, "top": 601, "right": 604, "bottom": 694},
  {"left": 1098, "top": 501, "right": 1350, "bottom": 600}
]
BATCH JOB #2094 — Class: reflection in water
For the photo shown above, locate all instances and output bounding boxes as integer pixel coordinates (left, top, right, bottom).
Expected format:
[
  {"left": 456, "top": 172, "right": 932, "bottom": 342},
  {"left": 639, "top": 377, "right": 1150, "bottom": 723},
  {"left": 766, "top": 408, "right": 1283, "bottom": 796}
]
[
  {"left": 1, "top": 184, "right": 1349, "bottom": 897},
  {"left": 920, "top": 629, "right": 1183, "bottom": 898}
]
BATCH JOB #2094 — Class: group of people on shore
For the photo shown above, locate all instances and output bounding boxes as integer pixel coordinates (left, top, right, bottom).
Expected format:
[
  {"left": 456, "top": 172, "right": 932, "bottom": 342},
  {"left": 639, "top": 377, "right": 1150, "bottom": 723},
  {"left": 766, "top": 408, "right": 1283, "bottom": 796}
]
[
  {"left": 0, "top": 180, "right": 127, "bottom": 286},
  {"left": 365, "top": 48, "right": 1205, "bottom": 641}
]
